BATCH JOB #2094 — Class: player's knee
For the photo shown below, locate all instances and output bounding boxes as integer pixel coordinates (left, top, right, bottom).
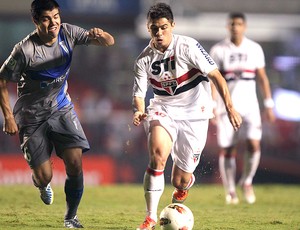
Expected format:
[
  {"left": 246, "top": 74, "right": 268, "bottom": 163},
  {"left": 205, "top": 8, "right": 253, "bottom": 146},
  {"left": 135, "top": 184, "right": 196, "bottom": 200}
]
[
  {"left": 150, "top": 152, "right": 168, "bottom": 169},
  {"left": 65, "top": 159, "right": 82, "bottom": 176}
]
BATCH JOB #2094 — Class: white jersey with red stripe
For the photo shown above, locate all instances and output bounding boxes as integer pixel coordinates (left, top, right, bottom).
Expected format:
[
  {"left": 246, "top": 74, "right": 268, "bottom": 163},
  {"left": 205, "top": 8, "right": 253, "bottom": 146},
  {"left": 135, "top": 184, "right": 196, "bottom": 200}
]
[
  {"left": 209, "top": 37, "right": 265, "bottom": 116},
  {"left": 133, "top": 34, "right": 217, "bottom": 120}
]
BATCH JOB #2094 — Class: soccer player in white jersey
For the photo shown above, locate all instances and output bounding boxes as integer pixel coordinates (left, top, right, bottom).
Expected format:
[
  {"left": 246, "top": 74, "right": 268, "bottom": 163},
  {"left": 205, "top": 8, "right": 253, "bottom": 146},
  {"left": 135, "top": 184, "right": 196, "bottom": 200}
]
[
  {"left": 209, "top": 12, "right": 275, "bottom": 205},
  {"left": 132, "top": 3, "right": 242, "bottom": 229},
  {"left": 0, "top": 0, "right": 114, "bottom": 228}
]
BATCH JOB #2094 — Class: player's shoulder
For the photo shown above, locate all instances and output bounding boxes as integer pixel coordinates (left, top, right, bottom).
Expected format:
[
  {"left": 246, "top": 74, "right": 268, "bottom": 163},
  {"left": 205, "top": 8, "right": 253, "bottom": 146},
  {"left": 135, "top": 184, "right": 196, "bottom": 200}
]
[
  {"left": 135, "top": 43, "right": 154, "bottom": 63},
  {"left": 60, "top": 23, "right": 87, "bottom": 36},
  {"left": 211, "top": 39, "right": 229, "bottom": 50},
  {"left": 243, "top": 37, "right": 262, "bottom": 48},
  {"left": 14, "top": 31, "right": 39, "bottom": 57},
  {"left": 173, "top": 34, "right": 199, "bottom": 46},
  {"left": 61, "top": 22, "right": 79, "bottom": 31},
  {"left": 173, "top": 34, "right": 204, "bottom": 55},
  {"left": 60, "top": 23, "right": 79, "bottom": 35}
]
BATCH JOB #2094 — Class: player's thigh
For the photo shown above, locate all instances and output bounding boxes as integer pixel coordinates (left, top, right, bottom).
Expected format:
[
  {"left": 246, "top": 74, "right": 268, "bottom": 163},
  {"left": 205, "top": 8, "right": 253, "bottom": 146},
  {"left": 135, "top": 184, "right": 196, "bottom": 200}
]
[
  {"left": 149, "top": 121, "right": 173, "bottom": 153},
  {"left": 145, "top": 110, "right": 177, "bottom": 154},
  {"left": 49, "top": 108, "right": 90, "bottom": 157},
  {"left": 146, "top": 120, "right": 174, "bottom": 169},
  {"left": 173, "top": 119, "right": 209, "bottom": 173}
]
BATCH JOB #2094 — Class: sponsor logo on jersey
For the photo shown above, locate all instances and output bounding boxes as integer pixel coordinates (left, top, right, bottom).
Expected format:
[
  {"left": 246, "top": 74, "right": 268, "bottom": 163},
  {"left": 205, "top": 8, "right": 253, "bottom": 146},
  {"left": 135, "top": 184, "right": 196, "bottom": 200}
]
[
  {"left": 40, "top": 73, "right": 67, "bottom": 88},
  {"left": 151, "top": 56, "right": 175, "bottom": 75},
  {"left": 229, "top": 53, "right": 247, "bottom": 63},
  {"left": 196, "top": 43, "right": 215, "bottom": 65}
]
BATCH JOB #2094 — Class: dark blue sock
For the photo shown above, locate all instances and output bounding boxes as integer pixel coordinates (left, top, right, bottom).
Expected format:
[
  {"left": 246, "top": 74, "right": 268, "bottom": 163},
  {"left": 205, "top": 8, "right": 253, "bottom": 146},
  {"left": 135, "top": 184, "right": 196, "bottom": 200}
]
[{"left": 64, "top": 172, "right": 84, "bottom": 220}]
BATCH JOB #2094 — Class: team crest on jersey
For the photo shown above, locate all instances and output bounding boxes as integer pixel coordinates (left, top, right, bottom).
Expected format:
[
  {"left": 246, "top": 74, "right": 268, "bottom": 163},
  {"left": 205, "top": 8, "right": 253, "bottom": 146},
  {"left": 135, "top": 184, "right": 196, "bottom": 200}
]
[
  {"left": 161, "top": 79, "right": 178, "bottom": 95},
  {"left": 193, "top": 148, "right": 202, "bottom": 163},
  {"left": 193, "top": 154, "right": 200, "bottom": 163},
  {"left": 6, "top": 57, "right": 17, "bottom": 70},
  {"left": 160, "top": 72, "right": 177, "bottom": 95}
]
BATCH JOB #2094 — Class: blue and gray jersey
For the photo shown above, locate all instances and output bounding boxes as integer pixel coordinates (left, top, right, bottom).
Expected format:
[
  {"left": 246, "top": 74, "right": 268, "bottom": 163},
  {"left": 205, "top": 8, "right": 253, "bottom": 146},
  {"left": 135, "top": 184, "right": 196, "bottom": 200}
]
[{"left": 0, "top": 23, "right": 91, "bottom": 126}]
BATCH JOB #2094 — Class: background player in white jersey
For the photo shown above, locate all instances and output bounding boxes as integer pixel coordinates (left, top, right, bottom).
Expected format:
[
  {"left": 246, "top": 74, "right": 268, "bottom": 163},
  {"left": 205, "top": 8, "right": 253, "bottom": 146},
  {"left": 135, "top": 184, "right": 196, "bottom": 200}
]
[
  {"left": 132, "top": 3, "right": 242, "bottom": 229},
  {"left": 209, "top": 12, "right": 275, "bottom": 205},
  {"left": 0, "top": 0, "right": 114, "bottom": 228}
]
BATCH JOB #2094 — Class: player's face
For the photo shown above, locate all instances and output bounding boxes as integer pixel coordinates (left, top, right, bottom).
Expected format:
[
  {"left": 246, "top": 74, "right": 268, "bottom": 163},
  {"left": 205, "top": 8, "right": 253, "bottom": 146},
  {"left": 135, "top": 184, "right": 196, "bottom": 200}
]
[
  {"left": 228, "top": 17, "right": 246, "bottom": 41},
  {"left": 34, "top": 8, "right": 61, "bottom": 45},
  {"left": 147, "top": 18, "right": 174, "bottom": 53}
]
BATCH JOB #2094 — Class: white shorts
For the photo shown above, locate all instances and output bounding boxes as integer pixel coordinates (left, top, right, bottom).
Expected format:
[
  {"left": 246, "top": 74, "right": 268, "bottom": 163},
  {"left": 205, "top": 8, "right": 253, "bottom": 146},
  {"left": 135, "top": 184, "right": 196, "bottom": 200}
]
[
  {"left": 216, "top": 108, "right": 262, "bottom": 148},
  {"left": 144, "top": 107, "right": 209, "bottom": 173}
]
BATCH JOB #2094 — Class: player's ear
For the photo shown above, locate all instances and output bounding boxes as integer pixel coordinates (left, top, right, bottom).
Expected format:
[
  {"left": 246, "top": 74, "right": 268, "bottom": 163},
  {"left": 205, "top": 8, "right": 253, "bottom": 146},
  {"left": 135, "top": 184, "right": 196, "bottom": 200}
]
[
  {"left": 147, "top": 23, "right": 150, "bottom": 33},
  {"left": 32, "top": 17, "right": 38, "bottom": 26}
]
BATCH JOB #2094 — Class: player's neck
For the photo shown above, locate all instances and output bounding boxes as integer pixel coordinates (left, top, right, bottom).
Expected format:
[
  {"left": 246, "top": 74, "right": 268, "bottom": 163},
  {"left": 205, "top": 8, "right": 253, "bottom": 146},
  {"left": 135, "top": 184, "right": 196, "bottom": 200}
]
[
  {"left": 38, "top": 33, "right": 58, "bottom": 46},
  {"left": 231, "top": 37, "right": 243, "bottom": 46}
]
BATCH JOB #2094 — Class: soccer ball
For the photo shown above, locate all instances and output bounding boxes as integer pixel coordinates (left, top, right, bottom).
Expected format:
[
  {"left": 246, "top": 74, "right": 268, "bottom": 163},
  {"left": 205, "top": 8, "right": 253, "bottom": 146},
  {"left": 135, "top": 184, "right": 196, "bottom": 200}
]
[{"left": 159, "top": 203, "right": 194, "bottom": 230}]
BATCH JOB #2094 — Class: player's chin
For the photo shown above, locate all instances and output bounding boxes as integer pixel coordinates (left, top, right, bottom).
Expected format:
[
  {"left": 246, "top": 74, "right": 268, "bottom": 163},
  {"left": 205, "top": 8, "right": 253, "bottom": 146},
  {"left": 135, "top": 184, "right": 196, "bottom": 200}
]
[
  {"left": 48, "top": 27, "right": 60, "bottom": 37},
  {"left": 155, "top": 40, "right": 164, "bottom": 46}
]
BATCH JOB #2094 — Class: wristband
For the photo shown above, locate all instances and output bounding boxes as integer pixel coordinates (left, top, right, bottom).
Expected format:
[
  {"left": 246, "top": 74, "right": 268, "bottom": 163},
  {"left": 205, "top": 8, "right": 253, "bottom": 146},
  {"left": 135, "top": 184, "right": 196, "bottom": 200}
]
[{"left": 263, "top": 98, "right": 274, "bottom": 108}]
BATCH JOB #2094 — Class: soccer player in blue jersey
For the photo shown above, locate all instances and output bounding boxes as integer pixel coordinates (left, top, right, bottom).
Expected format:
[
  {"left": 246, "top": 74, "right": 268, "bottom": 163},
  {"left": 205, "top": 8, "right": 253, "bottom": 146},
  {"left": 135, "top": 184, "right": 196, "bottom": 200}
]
[{"left": 0, "top": 0, "right": 114, "bottom": 228}]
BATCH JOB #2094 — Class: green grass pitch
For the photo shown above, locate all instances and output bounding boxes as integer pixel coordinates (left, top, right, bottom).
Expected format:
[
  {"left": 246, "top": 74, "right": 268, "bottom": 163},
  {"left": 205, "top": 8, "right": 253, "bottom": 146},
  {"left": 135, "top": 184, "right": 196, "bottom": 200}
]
[{"left": 0, "top": 184, "right": 299, "bottom": 229}]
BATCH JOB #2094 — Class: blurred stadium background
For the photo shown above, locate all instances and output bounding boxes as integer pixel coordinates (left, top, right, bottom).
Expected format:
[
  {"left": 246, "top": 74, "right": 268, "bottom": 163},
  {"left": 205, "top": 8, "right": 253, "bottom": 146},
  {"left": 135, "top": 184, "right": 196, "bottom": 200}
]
[{"left": 0, "top": 0, "right": 299, "bottom": 186}]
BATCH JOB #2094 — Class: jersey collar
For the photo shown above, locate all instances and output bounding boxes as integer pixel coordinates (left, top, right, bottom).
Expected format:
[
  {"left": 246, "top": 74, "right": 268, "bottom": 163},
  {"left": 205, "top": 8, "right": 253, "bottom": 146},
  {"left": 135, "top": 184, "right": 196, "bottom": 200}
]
[{"left": 149, "top": 34, "right": 175, "bottom": 54}]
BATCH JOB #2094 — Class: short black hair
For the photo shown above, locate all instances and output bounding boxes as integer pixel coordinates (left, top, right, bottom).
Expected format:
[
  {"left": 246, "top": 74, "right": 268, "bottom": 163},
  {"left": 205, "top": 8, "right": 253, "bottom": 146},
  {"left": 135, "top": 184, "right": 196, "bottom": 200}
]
[
  {"left": 31, "top": 0, "right": 60, "bottom": 22},
  {"left": 147, "top": 3, "right": 174, "bottom": 23},
  {"left": 229, "top": 12, "right": 246, "bottom": 21}
]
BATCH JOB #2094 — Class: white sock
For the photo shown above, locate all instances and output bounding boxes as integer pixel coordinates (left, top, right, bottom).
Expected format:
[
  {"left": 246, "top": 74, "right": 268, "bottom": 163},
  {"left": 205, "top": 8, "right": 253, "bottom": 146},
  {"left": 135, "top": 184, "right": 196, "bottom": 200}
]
[
  {"left": 219, "top": 155, "right": 236, "bottom": 194},
  {"left": 143, "top": 167, "right": 165, "bottom": 222},
  {"left": 242, "top": 151, "right": 261, "bottom": 185}
]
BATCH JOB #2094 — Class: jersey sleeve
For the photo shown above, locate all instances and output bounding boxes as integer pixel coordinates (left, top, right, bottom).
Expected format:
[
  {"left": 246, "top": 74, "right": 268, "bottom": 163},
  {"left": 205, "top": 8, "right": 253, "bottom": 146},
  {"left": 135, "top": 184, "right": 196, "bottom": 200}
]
[
  {"left": 63, "top": 23, "right": 90, "bottom": 46},
  {"left": 185, "top": 38, "right": 218, "bottom": 75},
  {"left": 255, "top": 44, "right": 265, "bottom": 69},
  {"left": 132, "top": 58, "right": 149, "bottom": 98},
  {"left": 0, "top": 44, "right": 26, "bottom": 82}
]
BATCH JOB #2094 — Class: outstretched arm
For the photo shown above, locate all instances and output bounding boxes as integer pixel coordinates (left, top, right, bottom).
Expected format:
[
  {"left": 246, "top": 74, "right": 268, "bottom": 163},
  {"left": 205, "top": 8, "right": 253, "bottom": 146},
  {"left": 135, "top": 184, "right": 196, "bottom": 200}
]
[
  {"left": 87, "top": 28, "right": 115, "bottom": 46},
  {"left": 0, "top": 78, "right": 18, "bottom": 135},
  {"left": 208, "top": 69, "right": 242, "bottom": 131}
]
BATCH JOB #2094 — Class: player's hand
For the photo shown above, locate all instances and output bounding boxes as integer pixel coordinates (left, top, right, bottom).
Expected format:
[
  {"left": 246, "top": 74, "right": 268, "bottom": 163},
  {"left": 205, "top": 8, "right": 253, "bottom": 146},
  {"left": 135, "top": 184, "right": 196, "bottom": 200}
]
[
  {"left": 227, "top": 108, "right": 242, "bottom": 131},
  {"left": 87, "top": 28, "right": 114, "bottom": 46},
  {"left": 133, "top": 111, "right": 147, "bottom": 126},
  {"left": 87, "top": 28, "right": 105, "bottom": 39},
  {"left": 3, "top": 116, "right": 18, "bottom": 136}
]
